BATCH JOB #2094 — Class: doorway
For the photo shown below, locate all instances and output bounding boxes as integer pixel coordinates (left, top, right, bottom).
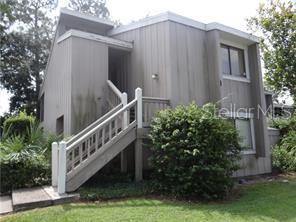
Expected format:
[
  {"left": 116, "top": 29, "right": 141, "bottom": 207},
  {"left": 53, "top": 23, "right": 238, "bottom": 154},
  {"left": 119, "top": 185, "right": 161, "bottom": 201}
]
[
  {"left": 56, "top": 115, "right": 64, "bottom": 136},
  {"left": 108, "top": 48, "right": 130, "bottom": 94}
]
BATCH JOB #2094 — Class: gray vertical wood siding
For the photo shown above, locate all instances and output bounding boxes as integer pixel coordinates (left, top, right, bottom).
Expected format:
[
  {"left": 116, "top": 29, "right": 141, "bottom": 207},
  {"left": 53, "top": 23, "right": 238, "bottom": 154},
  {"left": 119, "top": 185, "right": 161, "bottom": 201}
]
[
  {"left": 221, "top": 80, "right": 252, "bottom": 109},
  {"left": 112, "top": 21, "right": 209, "bottom": 107},
  {"left": 220, "top": 44, "right": 271, "bottom": 176},
  {"left": 70, "top": 36, "right": 109, "bottom": 134},
  {"left": 41, "top": 38, "right": 72, "bottom": 136},
  {"left": 167, "top": 22, "right": 209, "bottom": 107},
  {"left": 205, "top": 30, "right": 222, "bottom": 104},
  {"left": 111, "top": 21, "right": 171, "bottom": 100}
]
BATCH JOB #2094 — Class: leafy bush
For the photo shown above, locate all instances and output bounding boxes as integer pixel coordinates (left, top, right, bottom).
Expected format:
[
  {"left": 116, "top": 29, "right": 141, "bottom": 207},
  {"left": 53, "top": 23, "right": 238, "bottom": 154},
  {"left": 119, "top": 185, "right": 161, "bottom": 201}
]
[
  {"left": 3, "top": 111, "right": 35, "bottom": 140},
  {"left": 271, "top": 113, "right": 296, "bottom": 135},
  {"left": 0, "top": 133, "right": 51, "bottom": 193},
  {"left": 272, "top": 130, "right": 296, "bottom": 172},
  {"left": 271, "top": 112, "right": 296, "bottom": 172},
  {"left": 0, "top": 113, "right": 11, "bottom": 138},
  {"left": 149, "top": 103, "right": 241, "bottom": 200},
  {"left": 0, "top": 114, "right": 61, "bottom": 193},
  {"left": 0, "top": 154, "right": 50, "bottom": 193}
]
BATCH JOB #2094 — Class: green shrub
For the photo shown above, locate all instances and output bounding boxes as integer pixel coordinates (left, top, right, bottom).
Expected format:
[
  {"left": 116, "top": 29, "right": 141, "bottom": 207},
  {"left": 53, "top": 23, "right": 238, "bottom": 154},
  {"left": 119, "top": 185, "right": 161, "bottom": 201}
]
[
  {"left": 0, "top": 113, "right": 11, "bottom": 137},
  {"left": 0, "top": 154, "right": 50, "bottom": 193},
  {"left": 0, "top": 134, "right": 51, "bottom": 193},
  {"left": 3, "top": 112, "right": 35, "bottom": 140},
  {"left": 272, "top": 130, "right": 296, "bottom": 172},
  {"left": 271, "top": 113, "right": 296, "bottom": 135},
  {"left": 149, "top": 103, "right": 241, "bottom": 200},
  {"left": 0, "top": 119, "right": 60, "bottom": 193}
]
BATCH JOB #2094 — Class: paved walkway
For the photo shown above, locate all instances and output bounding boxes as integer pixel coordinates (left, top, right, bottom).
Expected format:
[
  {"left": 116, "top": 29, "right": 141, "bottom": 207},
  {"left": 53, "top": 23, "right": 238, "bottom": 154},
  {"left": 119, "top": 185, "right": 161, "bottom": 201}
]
[
  {"left": 0, "top": 186, "right": 79, "bottom": 215},
  {"left": 0, "top": 196, "right": 13, "bottom": 215}
]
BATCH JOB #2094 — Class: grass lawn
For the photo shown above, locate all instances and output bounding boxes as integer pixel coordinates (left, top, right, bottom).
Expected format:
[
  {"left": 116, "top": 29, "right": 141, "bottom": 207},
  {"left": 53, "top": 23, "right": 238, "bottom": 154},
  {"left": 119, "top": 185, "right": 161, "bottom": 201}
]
[{"left": 1, "top": 177, "right": 296, "bottom": 222}]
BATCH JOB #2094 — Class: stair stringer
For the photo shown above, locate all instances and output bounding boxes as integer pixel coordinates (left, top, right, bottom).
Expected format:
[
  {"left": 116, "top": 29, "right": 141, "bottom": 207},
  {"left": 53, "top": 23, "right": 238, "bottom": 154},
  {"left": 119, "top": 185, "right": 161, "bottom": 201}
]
[{"left": 66, "top": 126, "right": 137, "bottom": 192}]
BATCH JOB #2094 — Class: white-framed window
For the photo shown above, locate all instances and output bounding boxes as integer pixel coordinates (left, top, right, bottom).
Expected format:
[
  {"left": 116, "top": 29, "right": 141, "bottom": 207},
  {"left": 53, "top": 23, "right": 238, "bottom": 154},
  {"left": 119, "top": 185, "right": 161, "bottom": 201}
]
[
  {"left": 226, "top": 112, "right": 256, "bottom": 154},
  {"left": 220, "top": 40, "right": 250, "bottom": 83},
  {"left": 221, "top": 44, "right": 246, "bottom": 77}
]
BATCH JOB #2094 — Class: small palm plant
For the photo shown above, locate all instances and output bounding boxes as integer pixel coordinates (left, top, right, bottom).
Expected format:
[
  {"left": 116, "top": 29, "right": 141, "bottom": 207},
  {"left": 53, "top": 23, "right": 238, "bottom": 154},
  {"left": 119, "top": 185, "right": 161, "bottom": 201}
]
[{"left": 0, "top": 113, "right": 62, "bottom": 192}]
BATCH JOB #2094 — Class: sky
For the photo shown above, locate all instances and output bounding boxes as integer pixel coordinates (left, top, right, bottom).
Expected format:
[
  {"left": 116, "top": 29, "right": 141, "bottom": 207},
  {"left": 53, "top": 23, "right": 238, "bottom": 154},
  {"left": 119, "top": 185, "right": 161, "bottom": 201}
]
[{"left": 0, "top": 0, "right": 279, "bottom": 115}]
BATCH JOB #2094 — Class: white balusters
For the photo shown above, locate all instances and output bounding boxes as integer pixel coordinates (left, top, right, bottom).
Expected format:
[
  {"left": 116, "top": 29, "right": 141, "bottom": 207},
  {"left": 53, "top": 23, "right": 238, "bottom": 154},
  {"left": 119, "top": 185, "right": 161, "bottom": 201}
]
[
  {"left": 142, "top": 97, "right": 170, "bottom": 127},
  {"left": 51, "top": 142, "right": 58, "bottom": 187},
  {"left": 136, "top": 88, "right": 143, "bottom": 129},
  {"left": 58, "top": 141, "right": 67, "bottom": 194},
  {"left": 121, "top": 92, "right": 128, "bottom": 130},
  {"left": 53, "top": 82, "right": 171, "bottom": 193}
]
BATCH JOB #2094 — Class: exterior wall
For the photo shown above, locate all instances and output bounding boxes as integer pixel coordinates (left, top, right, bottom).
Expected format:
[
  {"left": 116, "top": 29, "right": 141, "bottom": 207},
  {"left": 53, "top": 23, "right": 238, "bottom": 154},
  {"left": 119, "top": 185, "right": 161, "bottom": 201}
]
[
  {"left": 248, "top": 44, "right": 270, "bottom": 158},
  {"left": 221, "top": 80, "right": 252, "bottom": 109},
  {"left": 112, "top": 20, "right": 271, "bottom": 176},
  {"left": 234, "top": 128, "right": 280, "bottom": 177},
  {"left": 57, "top": 16, "right": 110, "bottom": 38},
  {"left": 41, "top": 37, "right": 72, "bottom": 136},
  {"left": 167, "top": 22, "right": 209, "bottom": 106},
  {"left": 206, "top": 30, "right": 222, "bottom": 103},
  {"left": 111, "top": 21, "right": 171, "bottom": 100},
  {"left": 268, "top": 128, "right": 280, "bottom": 147},
  {"left": 218, "top": 41, "right": 271, "bottom": 176},
  {"left": 70, "top": 36, "right": 109, "bottom": 134},
  {"left": 112, "top": 21, "right": 210, "bottom": 106}
]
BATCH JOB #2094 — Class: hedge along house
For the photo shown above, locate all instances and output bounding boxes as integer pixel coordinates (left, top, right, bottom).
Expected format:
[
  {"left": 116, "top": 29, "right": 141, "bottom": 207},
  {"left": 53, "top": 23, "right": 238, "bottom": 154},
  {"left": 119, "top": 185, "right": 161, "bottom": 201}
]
[{"left": 40, "top": 8, "right": 275, "bottom": 193}]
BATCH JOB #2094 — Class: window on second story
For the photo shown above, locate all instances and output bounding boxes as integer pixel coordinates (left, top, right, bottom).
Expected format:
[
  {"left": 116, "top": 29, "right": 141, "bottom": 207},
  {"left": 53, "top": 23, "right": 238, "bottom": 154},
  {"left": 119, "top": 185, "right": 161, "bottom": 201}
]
[{"left": 221, "top": 44, "right": 246, "bottom": 78}]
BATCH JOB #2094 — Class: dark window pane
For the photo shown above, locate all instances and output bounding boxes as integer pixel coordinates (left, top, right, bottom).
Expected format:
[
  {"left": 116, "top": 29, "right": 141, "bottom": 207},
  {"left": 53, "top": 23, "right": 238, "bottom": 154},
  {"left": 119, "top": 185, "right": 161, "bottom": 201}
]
[
  {"left": 221, "top": 46, "right": 230, "bottom": 75},
  {"left": 230, "top": 48, "right": 245, "bottom": 77}
]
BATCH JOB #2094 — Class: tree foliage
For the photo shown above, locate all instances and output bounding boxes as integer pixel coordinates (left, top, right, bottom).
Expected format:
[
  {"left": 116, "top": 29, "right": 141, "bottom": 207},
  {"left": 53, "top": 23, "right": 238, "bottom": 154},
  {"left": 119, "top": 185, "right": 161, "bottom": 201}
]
[
  {"left": 248, "top": 0, "right": 296, "bottom": 103},
  {"left": 68, "top": 0, "right": 109, "bottom": 18},
  {"left": 0, "top": 0, "right": 56, "bottom": 115}
]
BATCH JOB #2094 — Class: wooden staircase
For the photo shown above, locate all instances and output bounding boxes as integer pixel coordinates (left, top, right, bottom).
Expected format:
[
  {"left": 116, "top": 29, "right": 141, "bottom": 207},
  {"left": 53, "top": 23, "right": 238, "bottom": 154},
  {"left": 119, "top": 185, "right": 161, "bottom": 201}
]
[{"left": 52, "top": 81, "right": 170, "bottom": 194}]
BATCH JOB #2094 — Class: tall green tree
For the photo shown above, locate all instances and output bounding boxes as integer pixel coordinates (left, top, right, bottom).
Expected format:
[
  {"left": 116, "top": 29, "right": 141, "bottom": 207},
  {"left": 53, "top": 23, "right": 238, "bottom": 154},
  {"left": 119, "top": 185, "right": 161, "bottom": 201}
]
[
  {"left": 248, "top": 0, "right": 296, "bottom": 103},
  {"left": 68, "top": 0, "right": 109, "bottom": 18},
  {"left": 0, "top": 0, "right": 56, "bottom": 115}
]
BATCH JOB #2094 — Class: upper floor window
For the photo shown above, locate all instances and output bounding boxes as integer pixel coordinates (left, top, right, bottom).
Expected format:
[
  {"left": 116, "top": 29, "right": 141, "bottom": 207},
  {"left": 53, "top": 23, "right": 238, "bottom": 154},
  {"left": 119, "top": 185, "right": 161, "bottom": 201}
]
[{"left": 221, "top": 44, "right": 246, "bottom": 78}]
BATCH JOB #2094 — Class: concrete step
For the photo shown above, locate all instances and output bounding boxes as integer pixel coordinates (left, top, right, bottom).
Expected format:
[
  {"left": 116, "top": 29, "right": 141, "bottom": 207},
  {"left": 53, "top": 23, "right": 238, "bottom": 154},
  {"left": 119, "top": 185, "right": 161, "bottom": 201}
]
[
  {"left": 12, "top": 187, "right": 52, "bottom": 212},
  {"left": 0, "top": 196, "right": 13, "bottom": 215},
  {"left": 43, "top": 186, "right": 79, "bottom": 205},
  {"left": 12, "top": 186, "right": 79, "bottom": 212}
]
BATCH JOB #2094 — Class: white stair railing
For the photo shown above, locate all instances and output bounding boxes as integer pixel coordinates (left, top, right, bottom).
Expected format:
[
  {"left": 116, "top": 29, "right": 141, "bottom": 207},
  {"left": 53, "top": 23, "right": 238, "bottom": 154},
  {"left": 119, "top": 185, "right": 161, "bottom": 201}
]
[
  {"left": 53, "top": 87, "right": 142, "bottom": 194},
  {"left": 65, "top": 98, "right": 138, "bottom": 182},
  {"left": 106, "top": 80, "right": 127, "bottom": 109},
  {"left": 65, "top": 80, "right": 127, "bottom": 147},
  {"left": 52, "top": 85, "right": 171, "bottom": 194},
  {"left": 142, "top": 97, "right": 170, "bottom": 127}
]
